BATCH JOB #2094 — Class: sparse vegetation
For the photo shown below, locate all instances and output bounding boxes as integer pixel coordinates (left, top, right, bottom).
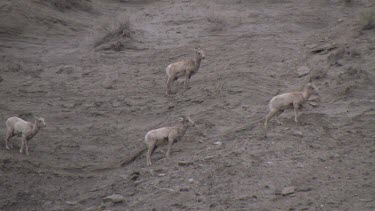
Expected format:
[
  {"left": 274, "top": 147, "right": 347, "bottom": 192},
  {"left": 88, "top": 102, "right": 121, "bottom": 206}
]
[
  {"left": 359, "top": 9, "right": 375, "bottom": 30},
  {"left": 93, "top": 14, "right": 133, "bottom": 49},
  {"left": 206, "top": 14, "right": 226, "bottom": 32},
  {"left": 42, "top": 0, "right": 93, "bottom": 12}
]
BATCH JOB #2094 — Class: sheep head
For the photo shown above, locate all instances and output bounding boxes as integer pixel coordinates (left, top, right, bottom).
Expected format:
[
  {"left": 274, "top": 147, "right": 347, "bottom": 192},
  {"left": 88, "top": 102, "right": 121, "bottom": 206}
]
[
  {"left": 34, "top": 115, "right": 47, "bottom": 128},
  {"left": 194, "top": 48, "right": 206, "bottom": 60},
  {"left": 305, "top": 83, "right": 319, "bottom": 96},
  {"left": 178, "top": 116, "right": 195, "bottom": 126}
]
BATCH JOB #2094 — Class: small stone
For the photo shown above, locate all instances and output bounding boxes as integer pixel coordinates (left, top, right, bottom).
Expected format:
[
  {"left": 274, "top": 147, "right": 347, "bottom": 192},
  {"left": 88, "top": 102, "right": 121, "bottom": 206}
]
[
  {"left": 188, "top": 178, "right": 194, "bottom": 183},
  {"left": 308, "top": 101, "right": 318, "bottom": 107},
  {"left": 298, "top": 187, "right": 312, "bottom": 192},
  {"left": 214, "top": 141, "right": 223, "bottom": 146},
  {"left": 242, "top": 105, "right": 249, "bottom": 111},
  {"left": 281, "top": 186, "right": 295, "bottom": 196},
  {"left": 112, "top": 100, "right": 121, "bottom": 107},
  {"left": 297, "top": 66, "right": 311, "bottom": 77},
  {"left": 149, "top": 169, "right": 155, "bottom": 175},
  {"left": 306, "top": 44, "right": 318, "bottom": 49},
  {"left": 177, "top": 161, "right": 193, "bottom": 166},
  {"left": 102, "top": 194, "right": 125, "bottom": 203},
  {"left": 56, "top": 66, "right": 74, "bottom": 74},
  {"left": 158, "top": 174, "right": 166, "bottom": 177},
  {"left": 204, "top": 156, "right": 214, "bottom": 160},
  {"left": 66, "top": 201, "right": 77, "bottom": 205},
  {"left": 338, "top": 18, "right": 343, "bottom": 23},
  {"left": 179, "top": 187, "right": 189, "bottom": 192},
  {"left": 293, "top": 131, "right": 303, "bottom": 137},
  {"left": 84, "top": 206, "right": 99, "bottom": 211}
]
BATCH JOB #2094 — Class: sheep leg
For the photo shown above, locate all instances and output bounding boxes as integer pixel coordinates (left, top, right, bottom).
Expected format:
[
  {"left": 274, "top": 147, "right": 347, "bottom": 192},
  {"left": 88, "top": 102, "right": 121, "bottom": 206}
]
[
  {"left": 25, "top": 140, "right": 29, "bottom": 156},
  {"left": 166, "top": 138, "right": 175, "bottom": 158},
  {"left": 184, "top": 75, "right": 189, "bottom": 88},
  {"left": 20, "top": 136, "right": 26, "bottom": 154},
  {"left": 5, "top": 130, "right": 14, "bottom": 150},
  {"left": 274, "top": 110, "right": 284, "bottom": 125},
  {"left": 146, "top": 142, "right": 156, "bottom": 166},
  {"left": 166, "top": 77, "right": 171, "bottom": 95},
  {"left": 264, "top": 109, "right": 279, "bottom": 128},
  {"left": 166, "top": 76, "right": 175, "bottom": 95},
  {"left": 293, "top": 102, "right": 300, "bottom": 124},
  {"left": 184, "top": 73, "right": 192, "bottom": 89}
]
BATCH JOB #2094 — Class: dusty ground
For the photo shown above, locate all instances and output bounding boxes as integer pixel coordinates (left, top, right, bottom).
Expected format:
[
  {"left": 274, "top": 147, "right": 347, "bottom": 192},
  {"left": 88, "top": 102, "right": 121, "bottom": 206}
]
[{"left": 0, "top": 0, "right": 374, "bottom": 210}]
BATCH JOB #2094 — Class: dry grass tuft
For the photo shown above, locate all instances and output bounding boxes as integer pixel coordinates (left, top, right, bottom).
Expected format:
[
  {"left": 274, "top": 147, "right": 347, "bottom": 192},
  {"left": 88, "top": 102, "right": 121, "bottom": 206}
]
[
  {"left": 206, "top": 14, "right": 226, "bottom": 32},
  {"left": 44, "top": 0, "right": 93, "bottom": 12},
  {"left": 93, "top": 14, "right": 133, "bottom": 50},
  {"left": 359, "top": 9, "right": 375, "bottom": 30}
]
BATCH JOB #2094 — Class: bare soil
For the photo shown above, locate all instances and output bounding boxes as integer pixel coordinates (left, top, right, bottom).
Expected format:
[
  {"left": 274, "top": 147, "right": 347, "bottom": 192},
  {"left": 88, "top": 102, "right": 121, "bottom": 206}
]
[{"left": 0, "top": 0, "right": 374, "bottom": 210}]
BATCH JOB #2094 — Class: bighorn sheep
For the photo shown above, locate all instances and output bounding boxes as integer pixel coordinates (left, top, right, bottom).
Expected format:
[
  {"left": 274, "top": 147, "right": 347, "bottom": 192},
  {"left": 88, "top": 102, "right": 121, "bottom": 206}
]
[
  {"left": 145, "top": 116, "right": 195, "bottom": 166},
  {"left": 165, "top": 48, "right": 206, "bottom": 95},
  {"left": 5, "top": 116, "right": 47, "bottom": 155},
  {"left": 264, "top": 83, "right": 319, "bottom": 128}
]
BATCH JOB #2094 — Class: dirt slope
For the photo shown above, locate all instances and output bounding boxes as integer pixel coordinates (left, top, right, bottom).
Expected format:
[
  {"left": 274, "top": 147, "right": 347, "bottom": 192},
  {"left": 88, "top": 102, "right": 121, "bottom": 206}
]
[{"left": 0, "top": 0, "right": 374, "bottom": 210}]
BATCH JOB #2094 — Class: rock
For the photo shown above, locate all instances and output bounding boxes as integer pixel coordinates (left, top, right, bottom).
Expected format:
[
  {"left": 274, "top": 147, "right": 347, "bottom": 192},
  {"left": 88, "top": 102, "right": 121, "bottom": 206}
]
[
  {"left": 281, "top": 186, "right": 295, "bottom": 196},
  {"left": 102, "top": 194, "right": 125, "bottom": 203},
  {"left": 306, "top": 44, "right": 318, "bottom": 49},
  {"left": 298, "top": 187, "right": 312, "bottom": 192},
  {"left": 102, "top": 80, "right": 115, "bottom": 89},
  {"left": 328, "top": 47, "right": 345, "bottom": 65},
  {"left": 311, "top": 43, "right": 337, "bottom": 54},
  {"left": 56, "top": 66, "right": 74, "bottom": 74},
  {"left": 84, "top": 206, "right": 100, "bottom": 211},
  {"left": 179, "top": 187, "right": 189, "bottom": 192},
  {"left": 214, "top": 141, "right": 223, "bottom": 146},
  {"left": 111, "top": 100, "right": 121, "bottom": 108},
  {"left": 158, "top": 174, "right": 166, "bottom": 177},
  {"left": 129, "top": 171, "right": 140, "bottom": 181},
  {"left": 293, "top": 131, "right": 303, "bottom": 137},
  {"left": 338, "top": 18, "right": 343, "bottom": 23},
  {"left": 188, "top": 178, "right": 194, "bottom": 183},
  {"left": 242, "top": 105, "right": 249, "bottom": 111},
  {"left": 308, "top": 101, "right": 318, "bottom": 107},
  {"left": 204, "top": 155, "right": 214, "bottom": 160},
  {"left": 149, "top": 169, "right": 155, "bottom": 176},
  {"left": 177, "top": 161, "right": 193, "bottom": 166},
  {"left": 296, "top": 66, "right": 311, "bottom": 77},
  {"left": 66, "top": 201, "right": 77, "bottom": 205}
]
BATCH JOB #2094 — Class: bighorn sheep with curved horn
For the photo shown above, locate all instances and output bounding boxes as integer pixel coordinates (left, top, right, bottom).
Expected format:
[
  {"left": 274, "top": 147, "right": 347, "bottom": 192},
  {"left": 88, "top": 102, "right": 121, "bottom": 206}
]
[{"left": 165, "top": 48, "right": 206, "bottom": 95}]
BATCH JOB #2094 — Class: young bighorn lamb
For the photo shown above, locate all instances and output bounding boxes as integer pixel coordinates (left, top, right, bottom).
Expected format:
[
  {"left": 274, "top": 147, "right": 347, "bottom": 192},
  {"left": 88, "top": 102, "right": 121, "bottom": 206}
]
[
  {"left": 264, "top": 83, "right": 319, "bottom": 128},
  {"left": 165, "top": 48, "right": 206, "bottom": 95},
  {"left": 5, "top": 116, "right": 47, "bottom": 155},
  {"left": 145, "top": 116, "right": 195, "bottom": 166}
]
